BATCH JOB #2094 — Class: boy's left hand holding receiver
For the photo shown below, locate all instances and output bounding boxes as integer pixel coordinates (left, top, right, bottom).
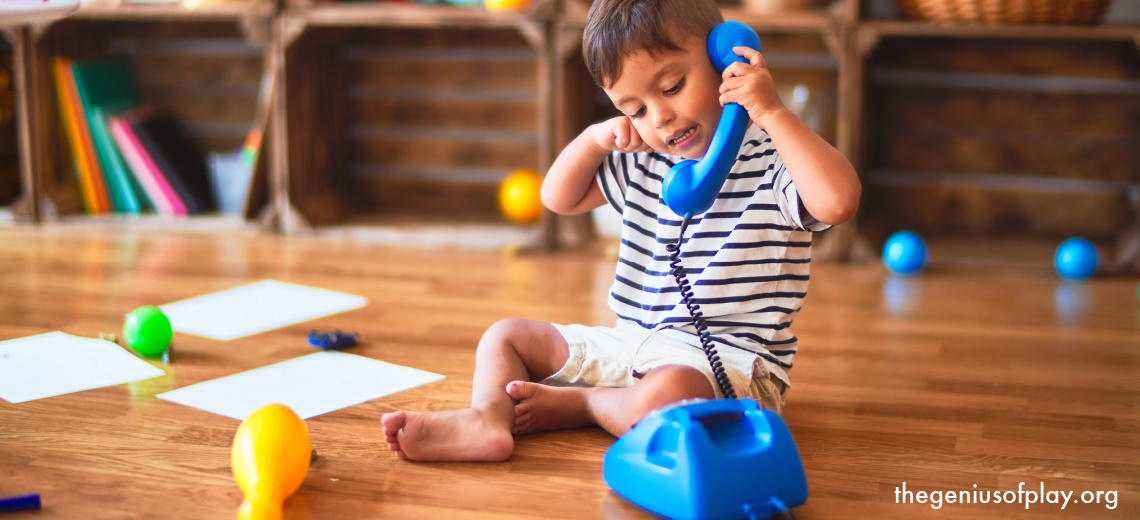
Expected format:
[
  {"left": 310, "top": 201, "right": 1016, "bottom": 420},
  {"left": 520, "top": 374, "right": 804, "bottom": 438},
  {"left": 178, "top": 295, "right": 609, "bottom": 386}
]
[
  {"left": 718, "top": 46, "right": 785, "bottom": 129},
  {"left": 717, "top": 46, "right": 861, "bottom": 226}
]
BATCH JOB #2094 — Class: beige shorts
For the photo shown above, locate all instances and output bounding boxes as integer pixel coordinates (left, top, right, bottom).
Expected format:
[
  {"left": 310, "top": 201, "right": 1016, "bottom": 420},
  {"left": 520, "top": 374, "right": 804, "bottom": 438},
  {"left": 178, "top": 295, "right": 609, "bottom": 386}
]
[{"left": 543, "top": 320, "right": 785, "bottom": 413}]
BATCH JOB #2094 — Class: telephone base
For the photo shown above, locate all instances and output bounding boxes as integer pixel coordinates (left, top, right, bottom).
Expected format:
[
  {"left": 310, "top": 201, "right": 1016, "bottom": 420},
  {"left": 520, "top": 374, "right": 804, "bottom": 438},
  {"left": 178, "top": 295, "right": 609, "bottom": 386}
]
[{"left": 603, "top": 398, "right": 807, "bottom": 520}]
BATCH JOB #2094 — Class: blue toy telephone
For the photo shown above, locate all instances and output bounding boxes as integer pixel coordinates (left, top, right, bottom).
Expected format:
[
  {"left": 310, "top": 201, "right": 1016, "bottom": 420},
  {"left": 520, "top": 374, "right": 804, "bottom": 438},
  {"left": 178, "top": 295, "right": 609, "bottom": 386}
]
[
  {"left": 604, "top": 21, "right": 808, "bottom": 520},
  {"left": 661, "top": 20, "right": 761, "bottom": 218}
]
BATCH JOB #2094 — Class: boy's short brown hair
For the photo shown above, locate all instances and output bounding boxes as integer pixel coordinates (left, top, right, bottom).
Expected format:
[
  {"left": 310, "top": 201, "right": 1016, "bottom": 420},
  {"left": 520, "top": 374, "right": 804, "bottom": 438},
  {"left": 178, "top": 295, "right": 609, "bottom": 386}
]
[{"left": 583, "top": 0, "right": 724, "bottom": 89}]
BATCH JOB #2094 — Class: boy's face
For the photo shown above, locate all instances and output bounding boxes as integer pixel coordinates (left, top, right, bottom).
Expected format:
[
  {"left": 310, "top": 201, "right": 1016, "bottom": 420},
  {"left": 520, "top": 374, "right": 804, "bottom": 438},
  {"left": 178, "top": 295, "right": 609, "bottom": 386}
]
[{"left": 603, "top": 36, "right": 723, "bottom": 160}]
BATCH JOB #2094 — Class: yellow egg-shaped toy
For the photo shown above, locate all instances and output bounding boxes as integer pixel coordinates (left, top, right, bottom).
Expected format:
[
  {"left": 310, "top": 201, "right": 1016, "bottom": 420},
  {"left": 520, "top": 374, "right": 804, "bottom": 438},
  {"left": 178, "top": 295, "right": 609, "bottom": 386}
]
[
  {"left": 485, "top": 0, "right": 530, "bottom": 11},
  {"left": 498, "top": 169, "right": 543, "bottom": 224},
  {"left": 232, "top": 404, "right": 311, "bottom": 520}
]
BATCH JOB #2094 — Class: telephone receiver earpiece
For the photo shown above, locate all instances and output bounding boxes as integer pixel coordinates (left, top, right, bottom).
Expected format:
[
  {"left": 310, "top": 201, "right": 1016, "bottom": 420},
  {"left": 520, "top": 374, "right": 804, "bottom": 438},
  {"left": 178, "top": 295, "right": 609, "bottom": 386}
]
[{"left": 661, "top": 21, "right": 761, "bottom": 218}]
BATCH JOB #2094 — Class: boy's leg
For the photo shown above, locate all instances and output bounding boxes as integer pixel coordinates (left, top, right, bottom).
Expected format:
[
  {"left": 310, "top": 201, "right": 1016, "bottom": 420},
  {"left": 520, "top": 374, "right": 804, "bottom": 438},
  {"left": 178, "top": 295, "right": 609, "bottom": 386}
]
[
  {"left": 509, "top": 364, "right": 715, "bottom": 437},
  {"left": 381, "top": 318, "right": 570, "bottom": 462}
]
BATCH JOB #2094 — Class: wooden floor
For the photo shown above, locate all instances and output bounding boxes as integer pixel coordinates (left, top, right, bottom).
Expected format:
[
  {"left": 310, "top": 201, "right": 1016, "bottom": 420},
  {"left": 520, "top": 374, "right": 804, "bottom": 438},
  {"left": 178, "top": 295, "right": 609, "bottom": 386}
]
[{"left": 0, "top": 225, "right": 1137, "bottom": 519}]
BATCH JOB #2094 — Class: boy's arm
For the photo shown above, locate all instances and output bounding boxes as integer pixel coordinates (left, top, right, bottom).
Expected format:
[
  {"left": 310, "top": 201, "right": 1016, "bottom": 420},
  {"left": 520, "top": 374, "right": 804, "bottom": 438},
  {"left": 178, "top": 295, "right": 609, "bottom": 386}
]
[
  {"left": 759, "top": 108, "right": 861, "bottom": 226},
  {"left": 720, "top": 47, "right": 861, "bottom": 226},
  {"left": 542, "top": 116, "right": 651, "bottom": 215}
]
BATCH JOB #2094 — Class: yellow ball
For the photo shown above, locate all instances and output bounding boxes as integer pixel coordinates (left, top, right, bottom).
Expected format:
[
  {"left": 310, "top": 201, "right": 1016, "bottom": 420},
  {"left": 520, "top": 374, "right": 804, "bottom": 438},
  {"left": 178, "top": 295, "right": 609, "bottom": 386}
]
[
  {"left": 498, "top": 169, "right": 543, "bottom": 224},
  {"left": 485, "top": 0, "right": 531, "bottom": 11}
]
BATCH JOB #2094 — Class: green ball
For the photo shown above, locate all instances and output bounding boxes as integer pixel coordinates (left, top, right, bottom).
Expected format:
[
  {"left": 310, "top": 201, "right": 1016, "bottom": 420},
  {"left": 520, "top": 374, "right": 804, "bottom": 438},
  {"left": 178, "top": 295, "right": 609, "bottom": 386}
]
[{"left": 123, "top": 306, "right": 172, "bottom": 357}]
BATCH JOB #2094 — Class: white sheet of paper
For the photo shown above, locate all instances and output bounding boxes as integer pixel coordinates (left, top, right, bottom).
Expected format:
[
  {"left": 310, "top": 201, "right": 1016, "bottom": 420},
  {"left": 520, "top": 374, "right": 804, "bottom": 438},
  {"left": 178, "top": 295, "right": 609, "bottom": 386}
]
[
  {"left": 156, "top": 351, "right": 444, "bottom": 420},
  {"left": 160, "top": 280, "right": 368, "bottom": 340},
  {"left": 0, "top": 332, "right": 165, "bottom": 404}
]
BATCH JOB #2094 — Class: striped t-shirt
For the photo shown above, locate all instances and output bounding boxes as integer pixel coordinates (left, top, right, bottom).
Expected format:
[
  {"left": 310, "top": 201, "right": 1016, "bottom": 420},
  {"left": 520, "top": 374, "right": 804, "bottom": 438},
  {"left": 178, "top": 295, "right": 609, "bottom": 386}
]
[{"left": 594, "top": 124, "right": 830, "bottom": 387}]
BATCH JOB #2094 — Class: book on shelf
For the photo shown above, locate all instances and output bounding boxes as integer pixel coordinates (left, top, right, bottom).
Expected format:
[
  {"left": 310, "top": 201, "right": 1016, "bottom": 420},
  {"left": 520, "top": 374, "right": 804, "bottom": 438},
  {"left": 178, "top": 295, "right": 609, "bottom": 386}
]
[
  {"left": 86, "top": 107, "right": 145, "bottom": 213},
  {"left": 56, "top": 54, "right": 219, "bottom": 217},
  {"left": 134, "top": 112, "right": 215, "bottom": 214},
  {"left": 52, "top": 57, "right": 109, "bottom": 214},
  {"left": 70, "top": 55, "right": 145, "bottom": 214},
  {"left": 107, "top": 111, "right": 185, "bottom": 216}
]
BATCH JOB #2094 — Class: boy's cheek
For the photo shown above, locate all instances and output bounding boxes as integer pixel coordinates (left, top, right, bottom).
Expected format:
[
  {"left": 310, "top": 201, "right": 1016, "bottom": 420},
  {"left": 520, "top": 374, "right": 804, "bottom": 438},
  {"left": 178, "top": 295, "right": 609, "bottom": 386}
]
[{"left": 631, "top": 123, "right": 660, "bottom": 149}]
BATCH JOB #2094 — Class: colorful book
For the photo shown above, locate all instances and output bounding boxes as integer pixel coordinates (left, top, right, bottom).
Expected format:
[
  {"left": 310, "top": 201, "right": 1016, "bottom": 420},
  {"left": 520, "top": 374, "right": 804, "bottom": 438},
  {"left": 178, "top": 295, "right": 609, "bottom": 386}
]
[
  {"left": 132, "top": 112, "right": 214, "bottom": 213},
  {"left": 70, "top": 56, "right": 143, "bottom": 214},
  {"left": 52, "top": 57, "right": 109, "bottom": 214},
  {"left": 107, "top": 113, "right": 183, "bottom": 216}
]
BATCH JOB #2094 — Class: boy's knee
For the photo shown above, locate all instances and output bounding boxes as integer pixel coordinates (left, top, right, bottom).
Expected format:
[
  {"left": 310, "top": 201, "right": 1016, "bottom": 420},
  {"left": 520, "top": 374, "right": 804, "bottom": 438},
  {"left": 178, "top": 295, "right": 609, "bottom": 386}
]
[
  {"left": 631, "top": 365, "right": 715, "bottom": 416},
  {"left": 481, "top": 318, "right": 529, "bottom": 344}
]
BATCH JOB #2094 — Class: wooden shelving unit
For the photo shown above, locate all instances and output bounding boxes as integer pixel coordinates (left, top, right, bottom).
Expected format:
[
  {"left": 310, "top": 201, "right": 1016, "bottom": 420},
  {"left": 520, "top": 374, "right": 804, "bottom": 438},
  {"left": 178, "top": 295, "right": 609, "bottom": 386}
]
[
  {"left": 0, "top": 27, "right": 33, "bottom": 223},
  {"left": 847, "top": 18, "right": 1140, "bottom": 270},
  {"left": 269, "top": 0, "right": 557, "bottom": 248},
  {"left": 2, "top": 0, "right": 1136, "bottom": 268},
  {"left": 10, "top": 0, "right": 275, "bottom": 230},
  {"left": 72, "top": 0, "right": 277, "bottom": 19}
]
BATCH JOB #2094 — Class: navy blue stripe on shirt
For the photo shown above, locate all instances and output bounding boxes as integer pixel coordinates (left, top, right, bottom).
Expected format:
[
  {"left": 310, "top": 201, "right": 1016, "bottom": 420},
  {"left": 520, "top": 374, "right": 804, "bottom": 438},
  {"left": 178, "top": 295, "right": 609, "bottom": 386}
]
[
  {"left": 648, "top": 152, "right": 676, "bottom": 168},
  {"left": 738, "top": 148, "right": 777, "bottom": 161},
  {"left": 634, "top": 162, "right": 664, "bottom": 184},
  {"left": 707, "top": 258, "right": 811, "bottom": 267},
  {"left": 657, "top": 316, "right": 791, "bottom": 331},
  {"left": 695, "top": 274, "right": 810, "bottom": 285},
  {"left": 619, "top": 238, "right": 721, "bottom": 261},
  {"left": 597, "top": 164, "right": 623, "bottom": 214},
  {"left": 619, "top": 256, "right": 700, "bottom": 277},
  {"left": 725, "top": 331, "right": 798, "bottom": 347},
  {"left": 692, "top": 291, "right": 808, "bottom": 304},
  {"left": 616, "top": 273, "right": 810, "bottom": 296},
  {"left": 665, "top": 223, "right": 797, "bottom": 244},
  {"left": 612, "top": 291, "right": 679, "bottom": 313},
  {"left": 703, "top": 204, "right": 782, "bottom": 220},
  {"left": 624, "top": 200, "right": 660, "bottom": 221},
  {"left": 613, "top": 286, "right": 808, "bottom": 307},
  {"left": 728, "top": 163, "right": 775, "bottom": 180},
  {"left": 720, "top": 240, "right": 812, "bottom": 249},
  {"left": 626, "top": 176, "right": 662, "bottom": 200},
  {"left": 718, "top": 190, "right": 759, "bottom": 200},
  {"left": 749, "top": 305, "right": 799, "bottom": 315},
  {"left": 619, "top": 153, "right": 632, "bottom": 196}
]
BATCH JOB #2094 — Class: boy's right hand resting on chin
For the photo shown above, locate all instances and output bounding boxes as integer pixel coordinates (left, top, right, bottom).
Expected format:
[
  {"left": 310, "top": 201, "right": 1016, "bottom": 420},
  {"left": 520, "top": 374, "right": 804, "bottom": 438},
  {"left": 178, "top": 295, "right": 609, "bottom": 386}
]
[
  {"left": 543, "top": 116, "right": 650, "bottom": 215},
  {"left": 592, "top": 116, "right": 654, "bottom": 155}
]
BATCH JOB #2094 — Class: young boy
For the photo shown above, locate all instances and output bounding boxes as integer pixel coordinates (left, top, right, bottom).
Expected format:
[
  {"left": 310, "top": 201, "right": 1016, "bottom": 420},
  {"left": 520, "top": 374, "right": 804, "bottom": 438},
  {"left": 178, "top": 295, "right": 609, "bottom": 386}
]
[{"left": 381, "top": 0, "right": 860, "bottom": 462}]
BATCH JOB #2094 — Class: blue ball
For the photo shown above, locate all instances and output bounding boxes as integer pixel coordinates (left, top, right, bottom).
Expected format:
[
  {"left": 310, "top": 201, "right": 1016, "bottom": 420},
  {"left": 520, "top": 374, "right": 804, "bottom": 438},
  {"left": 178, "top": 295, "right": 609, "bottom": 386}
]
[
  {"left": 883, "top": 231, "right": 927, "bottom": 274},
  {"left": 1054, "top": 237, "right": 1098, "bottom": 280}
]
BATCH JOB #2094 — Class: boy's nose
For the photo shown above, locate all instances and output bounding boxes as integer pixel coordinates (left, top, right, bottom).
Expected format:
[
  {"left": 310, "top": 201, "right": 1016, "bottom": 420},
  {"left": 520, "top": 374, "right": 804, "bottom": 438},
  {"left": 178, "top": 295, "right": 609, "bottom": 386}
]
[{"left": 653, "top": 109, "right": 674, "bottom": 130}]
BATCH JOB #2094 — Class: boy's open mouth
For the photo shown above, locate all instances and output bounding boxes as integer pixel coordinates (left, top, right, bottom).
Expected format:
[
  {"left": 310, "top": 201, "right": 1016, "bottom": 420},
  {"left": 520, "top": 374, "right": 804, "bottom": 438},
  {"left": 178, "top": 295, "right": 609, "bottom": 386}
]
[{"left": 668, "top": 126, "right": 698, "bottom": 151}]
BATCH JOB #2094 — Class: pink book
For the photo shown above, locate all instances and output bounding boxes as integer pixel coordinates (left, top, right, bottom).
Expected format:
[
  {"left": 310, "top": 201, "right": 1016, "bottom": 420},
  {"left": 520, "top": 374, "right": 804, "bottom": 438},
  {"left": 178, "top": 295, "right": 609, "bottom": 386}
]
[{"left": 107, "top": 114, "right": 187, "bottom": 216}]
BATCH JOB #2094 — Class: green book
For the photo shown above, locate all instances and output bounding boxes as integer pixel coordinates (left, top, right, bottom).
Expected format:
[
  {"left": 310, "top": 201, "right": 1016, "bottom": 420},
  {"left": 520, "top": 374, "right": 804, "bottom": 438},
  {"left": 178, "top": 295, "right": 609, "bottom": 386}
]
[{"left": 71, "top": 56, "right": 144, "bottom": 214}]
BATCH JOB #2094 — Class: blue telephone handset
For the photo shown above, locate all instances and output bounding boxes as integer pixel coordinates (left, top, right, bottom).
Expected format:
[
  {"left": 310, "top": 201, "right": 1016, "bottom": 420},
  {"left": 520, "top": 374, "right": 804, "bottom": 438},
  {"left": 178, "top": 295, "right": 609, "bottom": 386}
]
[{"left": 661, "top": 21, "right": 761, "bottom": 218}]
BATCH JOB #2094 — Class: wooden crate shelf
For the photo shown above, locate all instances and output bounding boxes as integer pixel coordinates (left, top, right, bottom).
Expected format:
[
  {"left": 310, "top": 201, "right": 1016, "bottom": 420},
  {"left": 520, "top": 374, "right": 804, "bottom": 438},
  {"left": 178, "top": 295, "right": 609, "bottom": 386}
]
[
  {"left": 22, "top": 16, "right": 273, "bottom": 225},
  {"left": 272, "top": 9, "right": 554, "bottom": 247},
  {"left": 0, "top": 0, "right": 1133, "bottom": 266},
  {"left": 847, "top": 22, "right": 1140, "bottom": 269},
  {"left": 0, "top": 33, "right": 21, "bottom": 212},
  {"left": 74, "top": 0, "right": 277, "bottom": 20},
  {"left": 283, "top": 0, "right": 556, "bottom": 26}
]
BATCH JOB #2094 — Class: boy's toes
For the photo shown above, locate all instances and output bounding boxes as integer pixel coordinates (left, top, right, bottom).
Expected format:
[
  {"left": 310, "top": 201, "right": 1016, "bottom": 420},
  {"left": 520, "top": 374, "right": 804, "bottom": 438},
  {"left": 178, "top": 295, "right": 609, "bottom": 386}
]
[
  {"left": 381, "top": 411, "right": 408, "bottom": 432},
  {"left": 506, "top": 380, "right": 539, "bottom": 401}
]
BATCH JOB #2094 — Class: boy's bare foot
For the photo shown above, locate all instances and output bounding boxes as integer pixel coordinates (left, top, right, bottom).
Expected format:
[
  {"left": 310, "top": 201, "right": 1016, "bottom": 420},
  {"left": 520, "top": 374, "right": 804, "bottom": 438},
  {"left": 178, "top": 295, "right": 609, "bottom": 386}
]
[
  {"left": 381, "top": 408, "right": 513, "bottom": 462},
  {"left": 506, "top": 381, "right": 592, "bottom": 435}
]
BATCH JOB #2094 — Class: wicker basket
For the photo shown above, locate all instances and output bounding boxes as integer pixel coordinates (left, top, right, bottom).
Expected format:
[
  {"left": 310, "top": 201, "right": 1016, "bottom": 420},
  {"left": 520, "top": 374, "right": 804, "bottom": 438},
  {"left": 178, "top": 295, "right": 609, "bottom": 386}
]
[{"left": 894, "top": 0, "right": 1114, "bottom": 24}]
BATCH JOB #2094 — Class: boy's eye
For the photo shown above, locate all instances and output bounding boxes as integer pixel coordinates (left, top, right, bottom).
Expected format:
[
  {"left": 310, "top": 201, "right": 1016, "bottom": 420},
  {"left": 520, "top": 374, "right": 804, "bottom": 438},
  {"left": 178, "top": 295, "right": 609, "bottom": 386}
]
[
  {"left": 629, "top": 106, "right": 646, "bottom": 119},
  {"left": 664, "top": 78, "right": 685, "bottom": 95}
]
